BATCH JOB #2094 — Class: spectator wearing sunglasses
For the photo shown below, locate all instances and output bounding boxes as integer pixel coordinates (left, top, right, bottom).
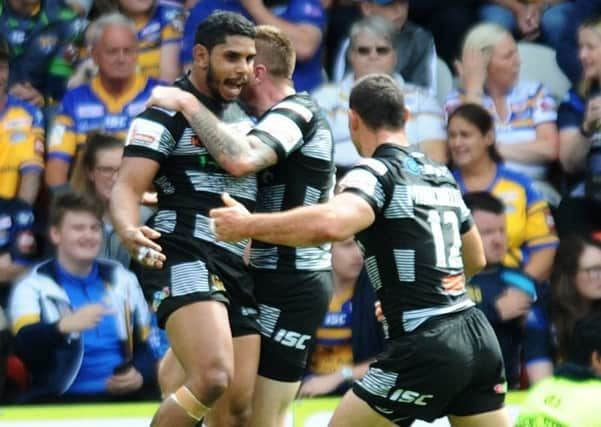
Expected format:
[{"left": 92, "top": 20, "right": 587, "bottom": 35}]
[
  {"left": 312, "top": 15, "right": 446, "bottom": 171},
  {"left": 330, "top": 0, "right": 437, "bottom": 95}
]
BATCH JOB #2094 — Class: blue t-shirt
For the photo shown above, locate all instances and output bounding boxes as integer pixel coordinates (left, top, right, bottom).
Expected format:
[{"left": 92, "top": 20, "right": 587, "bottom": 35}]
[{"left": 57, "top": 262, "right": 124, "bottom": 394}]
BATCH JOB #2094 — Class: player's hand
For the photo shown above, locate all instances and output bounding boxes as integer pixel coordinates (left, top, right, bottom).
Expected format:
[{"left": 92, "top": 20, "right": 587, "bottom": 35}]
[
  {"left": 209, "top": 193, "right": 251, "bottom": 242},
  {"left": 57, "top": 303, "right": 113, "bottom": 334},
  {"left": 146, "top": 86, "right": 190, "bottom": 112},
  {"left": 374, "top": 300, "right": 386, "bottom": 323},
  {"left": 122, "top": 226, "right": 166, "bottom": 269},
  {"left": 298, "top": 373, "right": 342, "bottom": 398},
  {"left": 106, "top": 365, "right": 144, "bottom": 395}
]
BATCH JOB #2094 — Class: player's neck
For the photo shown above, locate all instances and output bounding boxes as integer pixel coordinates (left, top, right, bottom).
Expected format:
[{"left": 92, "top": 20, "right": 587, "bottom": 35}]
[
  {"left": 372, "top": 129, "right": 409, "bottom": 152},
  {"left": 256, "top": 79, "right": 295, "bottom": 116},
  {"left": 0, "top": 92, "right": 7, "bottom": 110}
]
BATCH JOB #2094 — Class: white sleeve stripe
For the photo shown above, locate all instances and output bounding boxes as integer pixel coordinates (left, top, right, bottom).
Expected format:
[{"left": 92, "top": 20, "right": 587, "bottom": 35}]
[
  {"left": 254, "top": 114, "right": 303, "bottom": 154},
  {"left": 271, "top": 101, "right": 314, "bottom": 122}
]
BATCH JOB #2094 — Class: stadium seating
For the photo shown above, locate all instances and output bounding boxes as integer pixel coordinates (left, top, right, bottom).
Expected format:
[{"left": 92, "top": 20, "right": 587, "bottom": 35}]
[{"left": 517, "top": 42, "right": 571, "bottom": 100}]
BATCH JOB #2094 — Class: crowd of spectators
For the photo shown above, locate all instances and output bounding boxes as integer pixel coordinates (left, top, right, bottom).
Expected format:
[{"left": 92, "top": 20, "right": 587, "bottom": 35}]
[{"left": 0, "top": 0, "right": 600, "bottom": 415}]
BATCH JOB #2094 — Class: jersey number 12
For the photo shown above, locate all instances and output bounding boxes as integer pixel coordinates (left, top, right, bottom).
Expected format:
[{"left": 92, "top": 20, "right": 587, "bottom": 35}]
[{"left": 427, "top": 210, "right": 462, "bottom": 269}]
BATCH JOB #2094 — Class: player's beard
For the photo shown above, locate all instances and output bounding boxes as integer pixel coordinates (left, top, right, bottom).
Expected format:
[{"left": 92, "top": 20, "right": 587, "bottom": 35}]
[{"left": 206, "top": 62, "right": 227, "bottom": 103}]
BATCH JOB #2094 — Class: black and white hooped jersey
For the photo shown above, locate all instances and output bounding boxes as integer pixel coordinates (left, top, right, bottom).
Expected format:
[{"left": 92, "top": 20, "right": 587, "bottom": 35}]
[
  {"left": 123, "top": 77, "right": 256, "bottom": 257},
  {"left": 249, "top": 92, "right": 335, "bottom": 272},
  {"left": 339, "top": 144, "right": 475, "bottom": 339}
]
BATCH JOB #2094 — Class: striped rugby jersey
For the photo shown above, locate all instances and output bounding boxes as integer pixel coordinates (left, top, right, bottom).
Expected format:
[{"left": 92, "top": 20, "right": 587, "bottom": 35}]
[
  {"left": 249, "top": 92, "right": 335, "bottom": 272},
  {"left": 339, "top": 145, "right": 475, "bottom": 338},
  {"left": 123, "top": 76, "right": 256, "bottom": 257}
]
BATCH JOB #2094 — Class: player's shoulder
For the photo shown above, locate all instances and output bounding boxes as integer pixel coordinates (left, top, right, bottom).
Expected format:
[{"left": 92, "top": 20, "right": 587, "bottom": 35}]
[
  {"left": 354, "top": 158, "right": 389, "bottom": 176},
  {"left": 271, "top": 93, "right": 317, "bottom": 123}
]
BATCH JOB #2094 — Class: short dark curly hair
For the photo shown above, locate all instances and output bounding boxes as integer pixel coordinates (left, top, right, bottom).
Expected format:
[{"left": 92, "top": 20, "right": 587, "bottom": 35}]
[{"left": 194, "top": 10, "right": 256, "bottom": 51}]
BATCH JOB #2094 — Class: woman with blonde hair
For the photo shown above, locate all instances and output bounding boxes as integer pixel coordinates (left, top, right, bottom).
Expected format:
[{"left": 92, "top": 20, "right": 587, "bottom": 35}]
[{"left": 445, "top": 22, "right": 560, "bottom": 206}]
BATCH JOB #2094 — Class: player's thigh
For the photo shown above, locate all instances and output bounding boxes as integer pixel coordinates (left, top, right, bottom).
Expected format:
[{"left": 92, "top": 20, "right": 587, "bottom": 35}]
[
  {"left": 328, "top": 390, "right": 398, "bottom": 427},
  {"left": 165, "top": 300, "right": 233, "bottom": 376},
  {"left": 448, "top": 407, "right": 512, "bottom": 427},
  {"left": 250, "top": 375, "right": 300, "bottom": 427}
]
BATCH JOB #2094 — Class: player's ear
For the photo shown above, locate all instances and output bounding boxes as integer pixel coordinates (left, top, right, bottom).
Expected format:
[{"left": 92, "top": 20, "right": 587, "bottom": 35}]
[
  {"left": 192, "top": 44, "right": 209, "bottom": 69},
  {"left": 348, "top": 108, "right": 360, "bottom": 131},
  {"left": 253, "top": 64, "right": 267, "bottom": 83}
]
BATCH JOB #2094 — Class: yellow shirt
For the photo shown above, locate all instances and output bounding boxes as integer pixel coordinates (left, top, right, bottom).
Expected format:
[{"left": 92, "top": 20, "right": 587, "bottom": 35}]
[
  {"left": 309, "top": 288, "right": 354, "bottom": 375},
  {"left": 134, "top": 1, "right": 184, "bottom": 78},
  {"left": 454, "top": 164, "right": 558, "bottom": 268},
  {"left": 0, "top": 95, "right": 44, "bottom": 199},
  {"left": 47, "top": 74, "right": 160, "bottom": 163}
]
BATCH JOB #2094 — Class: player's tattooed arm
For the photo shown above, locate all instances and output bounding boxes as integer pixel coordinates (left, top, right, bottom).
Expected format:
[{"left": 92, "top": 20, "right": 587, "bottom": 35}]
[
  {"left": 186, "top": 106, "right": 278, "bottom": 176},
  {"left": 146, "top": 86, "right": 277, "bottom": 176}
]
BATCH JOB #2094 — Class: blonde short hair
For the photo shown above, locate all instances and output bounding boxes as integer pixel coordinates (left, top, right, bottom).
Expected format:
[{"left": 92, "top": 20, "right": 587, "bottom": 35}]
[
  {"left": 461, "top": 22, "right": 511, "bottom": 65},
  {"left": 255, "top": 25, "right": 296, "bottom": 80}
]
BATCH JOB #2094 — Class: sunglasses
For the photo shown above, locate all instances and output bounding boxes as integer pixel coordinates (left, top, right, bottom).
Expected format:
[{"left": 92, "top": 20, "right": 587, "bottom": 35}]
[{"left": 354, "top": 46, "right": 393, "bottom": 56}]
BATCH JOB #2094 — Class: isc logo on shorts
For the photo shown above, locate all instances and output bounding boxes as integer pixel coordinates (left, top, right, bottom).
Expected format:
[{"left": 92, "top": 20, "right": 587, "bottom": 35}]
[
  {"left": 273, "top": 328, "right": 311, "bottom": 350},
  {"left": 389, "top": 388, "right": 433, "bottom": 406}
]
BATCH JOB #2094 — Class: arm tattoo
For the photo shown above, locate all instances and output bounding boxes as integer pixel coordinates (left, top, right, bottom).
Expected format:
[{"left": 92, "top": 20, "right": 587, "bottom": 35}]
[
  {"left": 188, "top": 108, "right": 244, "bottom": 161},
  {"left": 187, "top": 106, "right": 277, "bottom": 173}
]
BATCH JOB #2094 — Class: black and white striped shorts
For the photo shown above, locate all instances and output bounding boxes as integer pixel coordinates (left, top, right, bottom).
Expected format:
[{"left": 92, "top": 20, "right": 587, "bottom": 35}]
[{"left": 138, "top": 233, "right": 259, "bottom": 336}]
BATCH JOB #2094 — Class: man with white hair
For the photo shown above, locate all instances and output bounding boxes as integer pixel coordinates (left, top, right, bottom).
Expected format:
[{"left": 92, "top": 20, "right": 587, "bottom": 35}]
[{"left": 45, "top": 12, "right": 161, "bottom": 193}]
